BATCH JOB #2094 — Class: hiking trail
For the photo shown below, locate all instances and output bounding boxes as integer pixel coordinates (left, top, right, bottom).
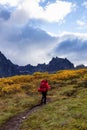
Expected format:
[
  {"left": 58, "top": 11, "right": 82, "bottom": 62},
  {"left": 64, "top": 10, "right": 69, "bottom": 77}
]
[
  {"left": 0, "top": 98, "right": 51, "bottom": 130},
  {"left": 0, "top": 103, "right": 42, "bottom": 130}
]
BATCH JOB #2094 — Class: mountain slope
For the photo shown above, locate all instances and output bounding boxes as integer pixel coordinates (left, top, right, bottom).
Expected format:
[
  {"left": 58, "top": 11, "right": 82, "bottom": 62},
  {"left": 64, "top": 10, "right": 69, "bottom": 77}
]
[{"left": 0, "top": 52, "right": 19, "bottom": 77}]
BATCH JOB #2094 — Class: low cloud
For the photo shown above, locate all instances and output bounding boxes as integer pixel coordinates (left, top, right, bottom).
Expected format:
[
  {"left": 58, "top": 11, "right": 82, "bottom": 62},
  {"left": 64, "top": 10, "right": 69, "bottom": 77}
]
[
  {"left": 0, "top": 23, "right": 58, "bottom": 65},
  {"left": 53, "top": 34, "right": 87, "bottom": 66},
  {"left": 0, "top": 3, "right": 59, "bottom": 66}
]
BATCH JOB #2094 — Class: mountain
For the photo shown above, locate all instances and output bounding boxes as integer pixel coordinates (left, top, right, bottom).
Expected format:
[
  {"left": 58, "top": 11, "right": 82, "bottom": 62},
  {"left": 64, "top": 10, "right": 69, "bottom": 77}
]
[
  {"left": 75, "top": 64, "right": 86, "bottom": 69},
  {"left": 0, "top": 51, "right": 74, "bottom": 77},
  {"left": 46, "top": 57, "right": 74, "bottom": 72},
  {"left": 0, "top": 52, "right": 20, "bottom": 77},
  {"left": 19, "top": 57, "right": 74, "bottom": 74}
]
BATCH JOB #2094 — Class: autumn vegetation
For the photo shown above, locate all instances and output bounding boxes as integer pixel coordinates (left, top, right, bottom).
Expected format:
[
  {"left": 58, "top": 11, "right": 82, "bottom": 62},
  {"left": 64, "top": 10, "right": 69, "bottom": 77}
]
[{"left": 0, "top": 68, "right": 87, "bottom": 130}]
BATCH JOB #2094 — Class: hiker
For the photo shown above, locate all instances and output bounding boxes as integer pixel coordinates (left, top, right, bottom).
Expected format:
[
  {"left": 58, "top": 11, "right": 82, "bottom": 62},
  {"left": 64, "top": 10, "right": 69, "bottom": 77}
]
[{"left": 38, "top": 80, "right": 51, "bottom": 104}]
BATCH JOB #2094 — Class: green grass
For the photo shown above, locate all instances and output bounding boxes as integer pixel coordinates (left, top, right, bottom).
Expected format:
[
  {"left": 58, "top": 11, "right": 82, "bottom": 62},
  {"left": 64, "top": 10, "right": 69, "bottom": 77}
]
[
  {"left": 0, "top": 93, "right": 39, "bottom": 126},
  {"left": 20, "top": 93, "right": 87, "bottom": 130},
  {"left": 19, "top": 69, "right": 87, "bottom": 130},
  {"left": 0, "top": 68, "right": 87, "bottom": 129}
]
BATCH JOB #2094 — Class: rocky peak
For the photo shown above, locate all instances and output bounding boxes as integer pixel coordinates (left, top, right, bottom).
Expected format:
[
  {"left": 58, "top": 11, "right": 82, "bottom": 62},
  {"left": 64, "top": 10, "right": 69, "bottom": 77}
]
[{"left": 47, "top": 57, "right": 74, "bottom": 72}]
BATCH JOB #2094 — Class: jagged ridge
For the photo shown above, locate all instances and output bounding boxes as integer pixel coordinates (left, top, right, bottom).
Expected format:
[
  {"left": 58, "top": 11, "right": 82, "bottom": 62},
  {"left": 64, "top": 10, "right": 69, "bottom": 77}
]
[{"left": 0, "top": 51, "right": 74, "bottom": 77}]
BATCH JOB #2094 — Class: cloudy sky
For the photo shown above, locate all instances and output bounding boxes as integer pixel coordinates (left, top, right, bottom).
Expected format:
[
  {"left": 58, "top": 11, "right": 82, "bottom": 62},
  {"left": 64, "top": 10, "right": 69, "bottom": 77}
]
[{"left": 0, "top": 0, "right": 87, "bottom": 66}]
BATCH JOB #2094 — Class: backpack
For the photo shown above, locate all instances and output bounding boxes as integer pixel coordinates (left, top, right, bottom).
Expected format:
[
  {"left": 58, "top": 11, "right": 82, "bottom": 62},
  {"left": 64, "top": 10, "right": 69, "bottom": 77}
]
[{"left": 38, "top": 80, "right": 50, "bottom": 92}]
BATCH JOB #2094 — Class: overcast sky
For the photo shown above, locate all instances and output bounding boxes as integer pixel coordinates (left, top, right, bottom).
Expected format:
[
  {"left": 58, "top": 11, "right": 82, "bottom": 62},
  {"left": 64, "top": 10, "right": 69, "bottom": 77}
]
[{"left": 0, "top": 0, "right": 87, "bottom": 66}]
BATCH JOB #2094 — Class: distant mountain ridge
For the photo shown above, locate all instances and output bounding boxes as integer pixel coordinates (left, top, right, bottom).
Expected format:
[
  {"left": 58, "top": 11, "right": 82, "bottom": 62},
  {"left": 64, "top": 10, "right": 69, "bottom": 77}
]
[{"left": 0, "top": 51, "right": 75, "bottom": 77}]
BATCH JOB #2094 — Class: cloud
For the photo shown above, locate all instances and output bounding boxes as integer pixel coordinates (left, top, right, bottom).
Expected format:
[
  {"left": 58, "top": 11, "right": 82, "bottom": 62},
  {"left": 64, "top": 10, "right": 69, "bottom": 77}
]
[
  {"left": 83, "top": 1, "right": 87, "bottom": 8},
  {"left": 8, "top": 9, "right": 29, "bottom": 25},
  {"left": 0, "top": 0, "right": 75, "bottom": 23},
  {"left": 0, "top": 3, "right": 59, "bottom": 65},
  {"left": 53, "top": 33, "right": 87, "bottom": 66},
  {"left": 0, "top": 5, "right": 11, "bottom": 20},
  {"left": 0, "top": 23, "right": 58, "bottom": 65},
  {"left": 22, "top": 0, "right": 75, "bottom": 22},
  {"left": 0, "top": 0, "right": 87, "bottom": 67},
  {"left": 0, "top": 4, "right": 13, "bottom": 22},
  {"left": 0, "top": 0, "right": 20, "bottom": 6},
  {"left": 76, "top": 20, "right": 86, "bottom": 27}
]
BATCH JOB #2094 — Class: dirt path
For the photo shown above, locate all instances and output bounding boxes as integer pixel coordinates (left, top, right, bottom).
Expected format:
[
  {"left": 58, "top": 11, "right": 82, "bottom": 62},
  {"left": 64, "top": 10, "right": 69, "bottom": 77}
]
[
  {"left": 0, "top": 98, "right": 51, "bottom": 130},
  {"left": 0, "top": 103, "right": 42, "bottom": 130}
]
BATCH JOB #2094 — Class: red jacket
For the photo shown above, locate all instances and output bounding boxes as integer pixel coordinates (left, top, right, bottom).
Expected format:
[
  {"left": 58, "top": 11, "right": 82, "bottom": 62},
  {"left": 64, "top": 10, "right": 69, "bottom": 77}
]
[{"left": 38, "top": 80, "right": 51, "bottom": 92}]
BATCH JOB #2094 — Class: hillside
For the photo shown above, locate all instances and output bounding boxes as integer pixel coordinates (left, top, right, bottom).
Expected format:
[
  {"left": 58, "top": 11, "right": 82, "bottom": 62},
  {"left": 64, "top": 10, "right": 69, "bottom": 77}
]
[{"left": 0, "top": 68, "right": 87, "bottom": 130}]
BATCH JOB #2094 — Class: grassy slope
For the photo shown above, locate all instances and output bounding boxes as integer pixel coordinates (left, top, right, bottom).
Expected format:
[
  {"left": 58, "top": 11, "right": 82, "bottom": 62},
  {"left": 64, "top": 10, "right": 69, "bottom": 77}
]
[{"left": 0, "top": 69, "right": 87, "bottom": 130}]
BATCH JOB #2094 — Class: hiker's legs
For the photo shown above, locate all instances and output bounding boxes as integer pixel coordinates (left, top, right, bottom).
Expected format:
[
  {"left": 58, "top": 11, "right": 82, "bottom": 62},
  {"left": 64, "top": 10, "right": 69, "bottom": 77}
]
[
  {"left": 41, "top": 92, "right": 44, "bottom": 104},
  {"left": 44, "top": 91, "right": 47, "bottom": 104},
  {"left": 41, "top": 92, "right": 47, "bottom": 104}
]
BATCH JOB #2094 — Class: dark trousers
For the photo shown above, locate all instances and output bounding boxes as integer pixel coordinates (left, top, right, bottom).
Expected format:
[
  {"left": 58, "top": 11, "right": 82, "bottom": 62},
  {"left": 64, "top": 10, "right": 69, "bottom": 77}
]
[{"left": 41, "top": 91, "right": 47, "bottom": 104}]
